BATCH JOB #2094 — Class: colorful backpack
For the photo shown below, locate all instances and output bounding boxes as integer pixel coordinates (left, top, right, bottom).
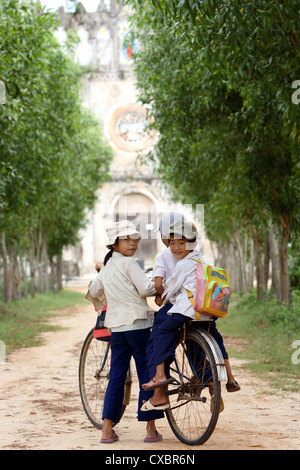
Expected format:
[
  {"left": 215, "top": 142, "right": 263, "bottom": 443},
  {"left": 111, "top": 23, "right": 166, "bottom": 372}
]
[{"left": 186, "top": 258, "right": 232, "bottom": 319}]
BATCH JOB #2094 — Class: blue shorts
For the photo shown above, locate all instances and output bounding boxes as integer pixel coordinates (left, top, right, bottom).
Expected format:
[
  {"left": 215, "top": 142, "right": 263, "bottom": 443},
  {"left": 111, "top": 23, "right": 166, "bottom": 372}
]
[
  {"left": 146, "top": 305, "right": 228, "bottom": 382},
  {"left": 146, "top": 304, "right": 187, "bottom": 378}
]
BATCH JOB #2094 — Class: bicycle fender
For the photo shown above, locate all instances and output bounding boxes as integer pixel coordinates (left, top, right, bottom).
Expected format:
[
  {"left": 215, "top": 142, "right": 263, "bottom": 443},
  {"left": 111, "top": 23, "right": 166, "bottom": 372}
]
[{"left": 197, "top": 328, "right": 228, "bottom": 382}]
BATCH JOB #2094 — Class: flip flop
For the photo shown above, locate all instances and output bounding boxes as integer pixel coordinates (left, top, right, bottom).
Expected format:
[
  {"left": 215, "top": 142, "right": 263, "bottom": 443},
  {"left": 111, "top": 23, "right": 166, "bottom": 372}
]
[
  {"left": 143, "top": 376, "right": 175, "bottom": 390},
  {"left": 144, "top": 431, "right": 163, "bottom": 443},
  {"left": 100, "top": 430, "right": 119, "bottom": 444},
  {"left": 140, "top": 399, "right": 170, "bottom": 411},
  {"left": 210, "top": 395, "right": 224, "bottom": 414},
  {"left": 226, "top": 380, "right": 241, "bottom": 392}
]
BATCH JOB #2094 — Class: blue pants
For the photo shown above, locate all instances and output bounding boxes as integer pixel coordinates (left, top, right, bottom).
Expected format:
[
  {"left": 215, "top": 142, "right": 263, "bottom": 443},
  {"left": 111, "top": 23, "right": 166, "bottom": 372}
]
[
  {"left": 147, "top": 304, "right": 186, "bottom": 379},
  {"left": 207, "top": 320, "right": 229, "bottom": 360},
  {"left": 146, "top": 305, "right": 228, "bottom": 382},
  {"left": 102, "top": 328, "right": 164, "bottom": 423}
]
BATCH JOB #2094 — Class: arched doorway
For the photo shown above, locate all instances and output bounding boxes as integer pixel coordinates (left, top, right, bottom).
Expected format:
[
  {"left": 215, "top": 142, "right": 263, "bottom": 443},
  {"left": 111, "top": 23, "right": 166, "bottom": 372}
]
[{"left": 114, "top": 192, "right": 158, "bottom": 267}]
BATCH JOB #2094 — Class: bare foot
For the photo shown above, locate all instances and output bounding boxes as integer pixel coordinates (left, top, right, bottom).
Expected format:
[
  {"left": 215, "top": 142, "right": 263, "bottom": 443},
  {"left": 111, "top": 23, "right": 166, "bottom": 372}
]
[
  {"left": 142, "top": 395, "right": 168, "bottom": 407},
  {"left": 146, "top": 421, "right": 157, "bottom": 440}
]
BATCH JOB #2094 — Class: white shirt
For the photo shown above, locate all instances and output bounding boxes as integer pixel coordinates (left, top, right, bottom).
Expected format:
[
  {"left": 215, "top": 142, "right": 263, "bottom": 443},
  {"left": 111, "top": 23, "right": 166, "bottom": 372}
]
[
  {"left": 151, "top": 246, "right": 178, "bottom": 283},
  {"left": 162, "top": 249, "right": 212, "bottom": 321},
  {"left": 89, "top": 252, "right": 156, "bottom": 330}
]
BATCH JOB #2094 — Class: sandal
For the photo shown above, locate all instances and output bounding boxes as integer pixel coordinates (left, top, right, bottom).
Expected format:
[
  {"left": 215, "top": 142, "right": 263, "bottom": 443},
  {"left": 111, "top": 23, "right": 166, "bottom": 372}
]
[
  {"left": 142, "top": 376, "right": 174, "bottom": 390},
  {"left": 140, "top": 399, "right": 170, "bottom": 411},
  {"left": 226, "top": 380, "right": 241, "bottom": 392},
  {"left": 210, "top": 395, "right": 224, "bottom": 414},
  {"left": 144, "top": 431, "right": 163, "bottom": 443},
  {"left": 100, "top": 430, "right": 119, "bottom": 444}
]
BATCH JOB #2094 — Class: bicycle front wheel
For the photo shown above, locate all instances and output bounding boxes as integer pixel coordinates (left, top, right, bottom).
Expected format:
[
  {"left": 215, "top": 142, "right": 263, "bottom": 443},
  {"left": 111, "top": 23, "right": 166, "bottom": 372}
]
[
  {"left": 165, "top": 327, "right": 221, "bottom": 445},
  {"left": 78, "top": 328, "right": 131, "bottom": 429}
]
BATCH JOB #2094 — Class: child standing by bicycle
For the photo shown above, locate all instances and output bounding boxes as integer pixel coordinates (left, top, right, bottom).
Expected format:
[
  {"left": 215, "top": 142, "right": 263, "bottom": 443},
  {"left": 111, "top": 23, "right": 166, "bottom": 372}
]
[{"left": 89, "top": 220, "right": 164, "bottom": 444}]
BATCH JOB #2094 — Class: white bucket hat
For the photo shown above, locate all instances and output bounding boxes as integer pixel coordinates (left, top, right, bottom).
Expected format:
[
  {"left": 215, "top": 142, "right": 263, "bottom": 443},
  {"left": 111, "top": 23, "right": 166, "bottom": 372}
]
[
  {"left": 106, "top": 220, "right": 141, "bottom": 248},
  {"left": 155, "top": 212, "right": 186, "bottom": 236}
]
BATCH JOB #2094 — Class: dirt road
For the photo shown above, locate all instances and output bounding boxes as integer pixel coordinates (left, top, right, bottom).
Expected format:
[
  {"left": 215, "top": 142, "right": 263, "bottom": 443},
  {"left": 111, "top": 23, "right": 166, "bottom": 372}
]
[{"left": 1, "top": 290, "right": 299, "bottom": 451}]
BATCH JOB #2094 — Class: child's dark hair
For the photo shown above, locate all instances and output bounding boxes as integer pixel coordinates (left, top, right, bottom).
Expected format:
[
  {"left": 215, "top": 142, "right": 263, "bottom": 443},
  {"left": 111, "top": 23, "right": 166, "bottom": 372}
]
[
  {"left": 103, "top": 237, "right": 119, "bottom": 265},
  {"left": 103, "top": 248, "right": 113, "bottom": 266}
]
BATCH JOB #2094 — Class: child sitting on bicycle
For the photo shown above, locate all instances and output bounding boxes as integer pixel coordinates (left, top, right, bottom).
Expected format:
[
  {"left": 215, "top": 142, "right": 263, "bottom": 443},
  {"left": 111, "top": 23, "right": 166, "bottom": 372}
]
[
  {"left": 151, "top": 212, "right": 185, "bottom": 305},
  {"left": 152, "top": 216, "right": 239, "bottom": 391},
  {"left": 89, "top": 220, "right": 164, "bottom": 444},
  {"left": 141, "top": 219, "right": 239, "bottom": 412}
]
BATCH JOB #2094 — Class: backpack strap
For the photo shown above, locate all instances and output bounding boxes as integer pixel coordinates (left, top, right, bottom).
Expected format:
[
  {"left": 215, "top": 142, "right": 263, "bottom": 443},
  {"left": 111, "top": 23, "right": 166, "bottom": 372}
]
[
  {"left": 186, "top": 288, "right": 201, "bottom": 320},
  {"left": 185, "top": 257, "right": 202, "bottom": 320},
  {"left": 189, "top": 257, "right": 202, "bottom": 264}
]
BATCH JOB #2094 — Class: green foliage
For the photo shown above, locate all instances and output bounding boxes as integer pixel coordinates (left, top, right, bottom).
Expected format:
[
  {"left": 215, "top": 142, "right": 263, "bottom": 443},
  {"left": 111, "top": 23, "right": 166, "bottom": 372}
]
[
  {"left": 127, "top": 0, "right": 300, "bottom": 304},
  {"left": 0, "top": 289, "right": 85, "bottom": 354},
  {"left": 289, "top": 238, "right": 300, "bottom": 290},
  {"left": 220, "top": 290, "right": 300, "bottom": 390},
  {"left": 234, "top": 289, "right": 300, "bottom": 333},
  {"left": 0, "top": 0, "right": 112, "bottom": 263},
  {"left": 128, "top": 0, "right": 300, "bottom": 235}
]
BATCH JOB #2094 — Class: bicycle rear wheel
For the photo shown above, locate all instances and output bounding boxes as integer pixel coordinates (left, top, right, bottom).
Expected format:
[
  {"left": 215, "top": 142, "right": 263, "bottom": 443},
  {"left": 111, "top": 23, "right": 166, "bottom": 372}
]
[
  {"left": 78, "top": 328, "right": 131, "bottom": 429},
  {"left": 165, "top": 327, "right": 221, "bottom": 445}
]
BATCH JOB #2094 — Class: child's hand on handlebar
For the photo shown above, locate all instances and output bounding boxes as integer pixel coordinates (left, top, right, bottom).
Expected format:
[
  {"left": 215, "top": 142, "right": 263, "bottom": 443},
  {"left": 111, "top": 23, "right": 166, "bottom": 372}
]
[
  {"left": 155, "top": 294, "right": 163, "bottom": 307},
  {"left": 95, "top": 262, "right": 102, "bottom": 273}
]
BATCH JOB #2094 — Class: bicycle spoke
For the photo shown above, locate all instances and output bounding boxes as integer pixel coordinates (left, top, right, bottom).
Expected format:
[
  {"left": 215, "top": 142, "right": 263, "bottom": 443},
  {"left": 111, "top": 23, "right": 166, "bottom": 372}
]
[
  {"left": 166, "top": 327, "right": 221, "bottom": 445},
  {"left": 79, "top": 329, "right": 131, "bottom": 429}
]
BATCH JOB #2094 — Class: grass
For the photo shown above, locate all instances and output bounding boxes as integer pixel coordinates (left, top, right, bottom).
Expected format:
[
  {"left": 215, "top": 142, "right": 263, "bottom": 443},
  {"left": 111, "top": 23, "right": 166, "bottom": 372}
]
[
  {"left": 0, "top": 289, "right": 85, "bottom": 356},
  {"left": 218, "top": 289, "right": 300, "bottom": 392}
]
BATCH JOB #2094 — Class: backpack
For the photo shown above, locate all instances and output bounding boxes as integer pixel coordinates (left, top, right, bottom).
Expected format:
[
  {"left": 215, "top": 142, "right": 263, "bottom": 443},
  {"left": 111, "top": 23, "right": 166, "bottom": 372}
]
[{"left": 186, "top": 258, "right": 232, "bottom": 319}]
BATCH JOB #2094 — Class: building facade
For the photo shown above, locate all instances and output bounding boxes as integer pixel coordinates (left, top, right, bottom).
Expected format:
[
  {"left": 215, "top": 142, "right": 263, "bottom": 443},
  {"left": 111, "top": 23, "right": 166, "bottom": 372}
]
[{"left": 56, "top": 1, "right": 209, "bottom": 279}]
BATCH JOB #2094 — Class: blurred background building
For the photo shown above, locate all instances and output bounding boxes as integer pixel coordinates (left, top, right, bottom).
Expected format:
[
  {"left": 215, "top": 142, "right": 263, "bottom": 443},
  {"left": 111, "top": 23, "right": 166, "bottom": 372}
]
[{"left": 47, "top": 0, "right": 211, "bottom": 281}]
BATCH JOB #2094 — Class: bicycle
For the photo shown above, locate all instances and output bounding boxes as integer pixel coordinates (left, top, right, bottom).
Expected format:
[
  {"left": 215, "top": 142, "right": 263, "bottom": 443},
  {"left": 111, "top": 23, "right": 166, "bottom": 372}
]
[
  {"left": 78, "top": 318, "right": 132, "bottom": 430},
  {"left": 79, "top": 307, "right": 227, "bottom": 445}
]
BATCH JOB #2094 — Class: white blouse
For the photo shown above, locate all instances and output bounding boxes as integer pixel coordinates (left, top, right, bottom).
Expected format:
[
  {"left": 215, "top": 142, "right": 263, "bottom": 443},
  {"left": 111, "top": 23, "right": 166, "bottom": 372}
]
[
  {"left": 163, "top": 249, "right": 212, "bottom": 321},
  {"left": 89, "top": 251, "right": 156, "bottom": 330},
  {"left": 151, "top": 246, "right": 179, "bottom": 283}
]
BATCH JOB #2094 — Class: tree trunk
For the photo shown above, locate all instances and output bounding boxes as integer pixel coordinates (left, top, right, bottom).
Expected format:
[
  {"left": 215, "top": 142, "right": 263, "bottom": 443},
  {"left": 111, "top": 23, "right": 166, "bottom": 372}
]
[
  {"left": 50, "top": 257, "right": 56, "bottom": 292},
  {"left": 267, "top": 223, "right": 281, "bottom": 301},
  {"left": 10, "top": 252, "right": 21, "bottom": 301},
  {"left": 264, "top": 233, "right": 270, "bottom": 290},
  {"left": 278, "top": 229, "right": 291, "bottom": 306},
  {"left": 29, "top": 229, "right": 36, "bottom": 298},
  {"left": 19, "top": 256, "right": 28, "bottom": 299},
  {"left": 1, "top": 232, "right": 9, "bottom": 302},
  {"left": 232, "top": 230, "right": 247, "bottom": 292},
  {"left": 56, "top": 254, "right": 63, "bottom": 291},
  {"left": 252, "top": 228, "right": 266, "bottom": 300},
  {"left": 42, "top": 238, "right": 49, "bottom": 294},
  {"left": 247, "top": 237, "right": 254, "bottom": 290}
]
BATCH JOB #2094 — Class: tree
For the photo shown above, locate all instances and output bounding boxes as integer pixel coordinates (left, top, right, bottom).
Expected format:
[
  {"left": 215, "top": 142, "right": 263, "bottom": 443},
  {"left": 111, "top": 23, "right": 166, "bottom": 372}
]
[
  {"left": 127, "top": 0, "right": 300, "bottom": 304},
  {"left": 0, "top": 0, "right": 112, "bottom": 300}
]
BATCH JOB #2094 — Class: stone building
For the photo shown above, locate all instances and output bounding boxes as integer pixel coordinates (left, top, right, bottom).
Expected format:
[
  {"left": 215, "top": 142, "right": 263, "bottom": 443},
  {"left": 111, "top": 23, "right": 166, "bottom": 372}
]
[{"left": 55, "top": 1, "right": 209, "bottom": 280}]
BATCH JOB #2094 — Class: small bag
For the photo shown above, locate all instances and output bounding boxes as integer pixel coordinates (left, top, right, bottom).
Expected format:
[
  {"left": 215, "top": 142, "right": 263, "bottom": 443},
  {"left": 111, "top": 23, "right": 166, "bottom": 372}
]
[
  {"left": 186, "top": 259, "right": 232, "bottom": 319},
  {"left": 93, "top": 306, "right": 111, "bottom": 341}
]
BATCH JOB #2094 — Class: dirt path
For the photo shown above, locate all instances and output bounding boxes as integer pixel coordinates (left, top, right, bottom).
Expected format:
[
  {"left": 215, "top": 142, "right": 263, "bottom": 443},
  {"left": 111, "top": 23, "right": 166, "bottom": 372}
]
[{"left": 1, "top": 290, "right": 299, "bottom": 451}]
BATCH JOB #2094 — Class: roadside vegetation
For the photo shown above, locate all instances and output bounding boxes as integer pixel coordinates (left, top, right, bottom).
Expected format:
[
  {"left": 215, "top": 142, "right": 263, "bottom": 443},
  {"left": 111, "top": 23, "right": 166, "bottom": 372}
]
[
  {"left": 219, "top": 290, "right": 300, "bottom": 392},
  {"left": 125, "top": 0, "right": 300, "bottom": 392},
  {"left": 0, "top": 0, "right": 112, "bottom": 301},
  {"left": 0, "top": 289, "right": 85, "bottom": 355}
]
